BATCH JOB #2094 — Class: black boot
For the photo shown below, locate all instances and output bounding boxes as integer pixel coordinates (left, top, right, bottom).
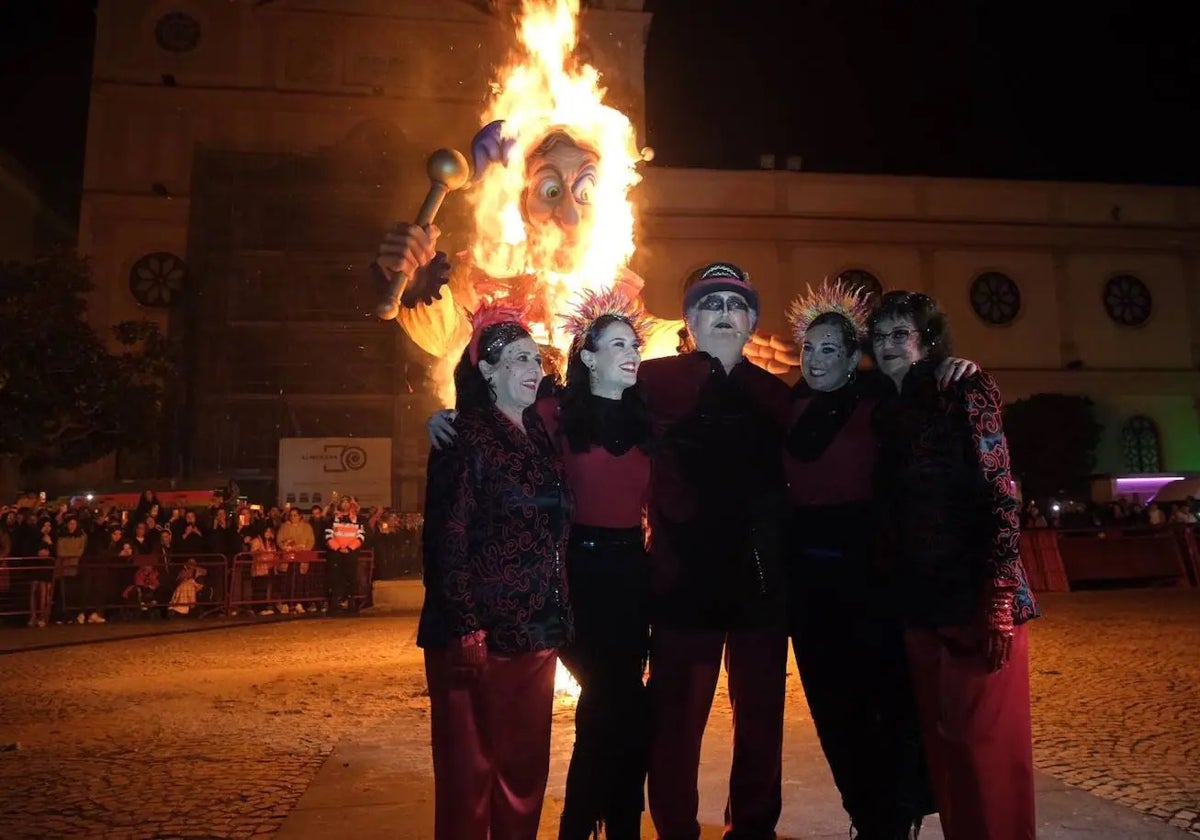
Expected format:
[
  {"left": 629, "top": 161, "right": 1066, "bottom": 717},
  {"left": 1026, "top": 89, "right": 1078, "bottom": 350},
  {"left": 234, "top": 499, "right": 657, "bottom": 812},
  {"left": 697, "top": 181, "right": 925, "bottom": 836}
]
[
  {"left": 601, "top": 807, "right": 643, "bottom": 840},
  {"left": 852, "top": 814, "right": 921, "bottom": 840},
  {"left": 558, "top": 810, "right": 601, "bottom": 840}
]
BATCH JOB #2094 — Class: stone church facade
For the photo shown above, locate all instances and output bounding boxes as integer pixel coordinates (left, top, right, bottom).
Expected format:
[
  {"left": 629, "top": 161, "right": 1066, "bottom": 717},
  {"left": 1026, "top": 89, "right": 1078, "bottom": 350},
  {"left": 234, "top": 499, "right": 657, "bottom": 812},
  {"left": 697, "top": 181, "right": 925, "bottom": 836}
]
[{"left": 78, "top": 0, "right": 1200, "bottom": 505}]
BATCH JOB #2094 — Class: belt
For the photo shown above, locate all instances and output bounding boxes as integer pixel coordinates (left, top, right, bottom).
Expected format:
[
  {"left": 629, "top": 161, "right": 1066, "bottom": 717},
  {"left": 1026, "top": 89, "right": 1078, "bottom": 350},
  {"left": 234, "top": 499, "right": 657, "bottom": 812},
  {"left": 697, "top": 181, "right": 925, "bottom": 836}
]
[{"left": 570, "top": 524, "right": 644, "bottom": 550}]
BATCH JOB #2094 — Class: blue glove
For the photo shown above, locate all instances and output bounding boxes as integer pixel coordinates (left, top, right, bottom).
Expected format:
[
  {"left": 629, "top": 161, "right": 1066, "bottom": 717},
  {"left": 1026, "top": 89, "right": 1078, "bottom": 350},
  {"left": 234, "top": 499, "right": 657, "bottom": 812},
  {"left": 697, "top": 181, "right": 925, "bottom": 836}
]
[{"left": 471, "top": 120, "right": 515, "bottom": 178}]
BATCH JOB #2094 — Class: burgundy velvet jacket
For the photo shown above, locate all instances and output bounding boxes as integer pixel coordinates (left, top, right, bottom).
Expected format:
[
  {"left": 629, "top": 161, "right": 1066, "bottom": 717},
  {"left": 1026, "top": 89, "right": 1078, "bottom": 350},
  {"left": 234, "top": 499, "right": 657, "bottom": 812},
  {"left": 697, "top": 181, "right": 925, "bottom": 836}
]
[
  {"left": 638, "top": 352, "right": 791, "bottom": 631},
  {"left": 873, "top": 361, "right": 1039, "bottom": 628},
  {"left": 417, "top": 405, "right": 573, "bottom": 655}
]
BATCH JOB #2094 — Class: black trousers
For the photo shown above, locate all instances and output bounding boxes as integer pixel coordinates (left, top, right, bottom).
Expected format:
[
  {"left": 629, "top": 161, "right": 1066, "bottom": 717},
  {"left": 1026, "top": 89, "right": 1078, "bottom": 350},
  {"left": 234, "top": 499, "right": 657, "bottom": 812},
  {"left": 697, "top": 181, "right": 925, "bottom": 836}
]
[
  {"left": 788, "top": 545, "right": 933, "bottom": 838},
  {"left": 327, "top": 550, "right": 360, "bottom": 609},
  {"left": 559, "top": 526, "right": 651, "bottom": 840}
]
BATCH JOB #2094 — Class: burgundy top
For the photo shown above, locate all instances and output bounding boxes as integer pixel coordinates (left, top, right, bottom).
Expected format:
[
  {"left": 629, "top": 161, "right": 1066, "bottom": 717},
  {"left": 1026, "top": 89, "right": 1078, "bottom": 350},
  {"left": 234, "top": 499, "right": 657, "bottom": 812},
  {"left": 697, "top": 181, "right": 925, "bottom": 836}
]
[
  {"left": 536, "top": 397, "right": 650, "bottom": 530},
  {"left": 783, "top": 384, "right": 880, "bottom": 508}
]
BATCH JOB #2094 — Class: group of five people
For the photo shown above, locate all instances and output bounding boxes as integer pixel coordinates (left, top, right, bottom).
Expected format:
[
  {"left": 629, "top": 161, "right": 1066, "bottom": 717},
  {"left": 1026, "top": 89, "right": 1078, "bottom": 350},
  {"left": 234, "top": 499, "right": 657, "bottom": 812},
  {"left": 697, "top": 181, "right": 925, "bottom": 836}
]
[{"left": 390, "top": 247, "right": 1039, "bottom": 840}]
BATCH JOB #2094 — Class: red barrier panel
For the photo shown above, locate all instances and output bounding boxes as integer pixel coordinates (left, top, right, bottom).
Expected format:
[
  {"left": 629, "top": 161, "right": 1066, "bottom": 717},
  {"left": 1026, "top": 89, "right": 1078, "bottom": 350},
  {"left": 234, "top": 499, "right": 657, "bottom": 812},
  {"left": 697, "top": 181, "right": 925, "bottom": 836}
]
[
  {"left": 1169, "top": 524, "right": 1200, "bottom": 587},
  {"left": 1055, "top": 527, "right": 1191, "bottom": 587},
  {"left": 1018, "top": 530, "right": 1071, "bottom": 592}
]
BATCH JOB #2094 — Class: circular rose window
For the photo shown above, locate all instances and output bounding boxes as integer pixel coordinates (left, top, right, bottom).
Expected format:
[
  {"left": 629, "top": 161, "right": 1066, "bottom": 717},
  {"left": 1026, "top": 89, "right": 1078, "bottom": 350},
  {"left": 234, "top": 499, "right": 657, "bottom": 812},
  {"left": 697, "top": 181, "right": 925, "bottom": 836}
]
[
  {"left": 129, "top": 252, "right": 187, "bottom": 308},
  {"left": 834, "top": 269, "right": 883, "bottom": 305},
  {"left": 1103, "top": 274, "right": 1152, "bottom": 326},
  {"left": 970, "top": 272, "right": 1021, "bottom": 325},
  {"left": 155, "top": 12, "right": 201, "bottom": 53}
]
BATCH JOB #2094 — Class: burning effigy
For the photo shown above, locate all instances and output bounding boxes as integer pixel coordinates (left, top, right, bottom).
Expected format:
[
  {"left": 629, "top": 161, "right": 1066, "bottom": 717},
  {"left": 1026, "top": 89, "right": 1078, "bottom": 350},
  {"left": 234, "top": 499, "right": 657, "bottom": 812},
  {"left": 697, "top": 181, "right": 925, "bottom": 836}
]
[{"left": 377, "top": 0, "right": 797, "bottom": 403}]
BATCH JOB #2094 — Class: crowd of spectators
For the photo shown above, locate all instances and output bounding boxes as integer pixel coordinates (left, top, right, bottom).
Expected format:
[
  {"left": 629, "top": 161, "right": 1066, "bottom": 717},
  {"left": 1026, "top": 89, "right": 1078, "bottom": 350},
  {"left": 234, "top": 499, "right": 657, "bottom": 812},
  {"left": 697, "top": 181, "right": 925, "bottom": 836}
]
[
  {"left": 0, "top": 490, "right": 423, "bottom": 628},
  {"left": 1022, "top": 495, "right": 1200, "bottom": 530},
  {"left": 9, "top": 485, "right": 1190, "bottom": 627}
]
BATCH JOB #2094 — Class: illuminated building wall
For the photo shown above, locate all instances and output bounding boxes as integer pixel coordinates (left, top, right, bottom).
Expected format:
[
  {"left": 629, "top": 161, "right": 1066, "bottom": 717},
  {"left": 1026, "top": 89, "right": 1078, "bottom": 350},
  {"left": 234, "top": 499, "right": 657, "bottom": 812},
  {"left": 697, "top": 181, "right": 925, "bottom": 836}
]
[{"left": 79, "top": 0, "right": 1200, "bottom": 500}]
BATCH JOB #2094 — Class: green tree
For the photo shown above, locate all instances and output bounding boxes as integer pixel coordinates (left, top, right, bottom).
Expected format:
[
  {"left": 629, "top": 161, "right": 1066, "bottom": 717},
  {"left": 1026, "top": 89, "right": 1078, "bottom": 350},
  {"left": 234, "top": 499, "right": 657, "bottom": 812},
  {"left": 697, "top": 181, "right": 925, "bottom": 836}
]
[
  {"left": 1004, "top": 393, "right": 1102, "bottom": 499},
  {"left": 0, "top": 252, "right": 174, "bottom": 488}
]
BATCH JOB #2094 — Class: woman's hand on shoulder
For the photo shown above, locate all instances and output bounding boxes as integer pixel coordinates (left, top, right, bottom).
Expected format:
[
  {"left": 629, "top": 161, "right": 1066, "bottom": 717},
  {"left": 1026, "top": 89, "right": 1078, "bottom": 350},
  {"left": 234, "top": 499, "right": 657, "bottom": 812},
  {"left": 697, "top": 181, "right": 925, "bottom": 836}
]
[
  {"left": 428, "top": 410, "right": 459, "bottom": 449},
  {"left": 936, "top": 356, "right": 979, "bottom": 390}
]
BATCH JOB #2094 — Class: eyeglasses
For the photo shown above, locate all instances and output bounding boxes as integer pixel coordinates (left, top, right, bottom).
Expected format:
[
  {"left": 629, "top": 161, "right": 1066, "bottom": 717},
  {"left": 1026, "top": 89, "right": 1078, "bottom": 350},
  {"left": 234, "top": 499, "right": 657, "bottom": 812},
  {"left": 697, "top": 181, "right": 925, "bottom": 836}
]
[{"left": 870, "top": 327, "right": 915, "bottom": 345}]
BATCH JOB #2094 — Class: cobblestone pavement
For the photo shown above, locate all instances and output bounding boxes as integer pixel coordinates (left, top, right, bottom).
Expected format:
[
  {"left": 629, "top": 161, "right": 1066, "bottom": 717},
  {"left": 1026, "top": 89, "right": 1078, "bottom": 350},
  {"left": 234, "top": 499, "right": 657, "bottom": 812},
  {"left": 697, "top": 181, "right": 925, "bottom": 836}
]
[
  {"left": 1029, "top": 590, "right": 1200, "bottom": 836},
  {"left": 0, "top": 618, "right": 432, "bottom": 839},
  {"left": 0, "top": 589, "right": 1197, "bottom": 838}
]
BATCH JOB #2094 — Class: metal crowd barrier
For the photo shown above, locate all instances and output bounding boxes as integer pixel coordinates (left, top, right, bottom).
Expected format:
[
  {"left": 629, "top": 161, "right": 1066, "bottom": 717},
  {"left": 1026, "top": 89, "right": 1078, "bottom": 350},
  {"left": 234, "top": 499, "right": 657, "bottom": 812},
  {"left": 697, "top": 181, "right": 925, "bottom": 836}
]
[
  {"left": 0, "top": 549, "right": 375, "bottom": 623},
  {"left": 226, "top": 550, "right": 374, "bottom": 615},
  {"left": 0, "top": 556, "right": 56, "bottom": 618},
  {"left": 0, "top": 554, "right": 231, "bottom": 621}
]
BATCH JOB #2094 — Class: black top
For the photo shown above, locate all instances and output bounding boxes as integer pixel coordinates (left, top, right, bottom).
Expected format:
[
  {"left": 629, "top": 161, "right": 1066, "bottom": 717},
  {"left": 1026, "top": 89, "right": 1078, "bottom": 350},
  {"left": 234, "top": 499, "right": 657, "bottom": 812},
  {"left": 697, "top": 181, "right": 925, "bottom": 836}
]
[{"left": 639, "top": 353, "right": 791, "bottom": 631}]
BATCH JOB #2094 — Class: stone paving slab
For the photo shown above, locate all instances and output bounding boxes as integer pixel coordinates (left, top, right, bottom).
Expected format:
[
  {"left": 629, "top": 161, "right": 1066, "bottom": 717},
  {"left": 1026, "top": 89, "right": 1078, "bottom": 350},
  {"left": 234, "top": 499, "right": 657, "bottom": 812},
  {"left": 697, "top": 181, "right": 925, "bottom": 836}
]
[
  {"left": 275, "top": 708, "right": 1193, "bottom": 840},
  {"left": 0, "top": 589, "right": 1198, "bottom": 838}
]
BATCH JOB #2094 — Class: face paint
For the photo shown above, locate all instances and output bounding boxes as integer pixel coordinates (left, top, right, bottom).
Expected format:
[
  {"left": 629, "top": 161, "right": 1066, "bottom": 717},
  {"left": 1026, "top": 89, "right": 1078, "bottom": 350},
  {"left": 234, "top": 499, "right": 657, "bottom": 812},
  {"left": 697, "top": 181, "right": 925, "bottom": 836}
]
[{"left": 687, "top": 292, "right": 755, "bottom": 357}]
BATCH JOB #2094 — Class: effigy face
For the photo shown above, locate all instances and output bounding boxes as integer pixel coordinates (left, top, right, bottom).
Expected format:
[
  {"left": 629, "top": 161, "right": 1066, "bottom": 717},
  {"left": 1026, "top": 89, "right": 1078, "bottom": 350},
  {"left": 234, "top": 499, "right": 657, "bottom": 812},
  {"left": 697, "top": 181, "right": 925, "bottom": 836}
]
[
  {"left": 522, "top": 132, "right": 599, "bottom": 274},
  {"left": 468, "top": 0, "right": 642, "bottom": 349}
]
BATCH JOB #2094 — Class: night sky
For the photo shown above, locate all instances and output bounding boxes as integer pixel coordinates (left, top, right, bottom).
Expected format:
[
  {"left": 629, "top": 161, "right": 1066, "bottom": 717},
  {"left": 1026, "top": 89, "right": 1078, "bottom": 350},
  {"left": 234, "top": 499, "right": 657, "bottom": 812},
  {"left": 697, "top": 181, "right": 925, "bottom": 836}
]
[
  {"left": 1, "top": 0, "right": 1197, "bottom": 227},
  {"left": 0, "top": 0, "right": 95, "bottom": 225},
  {"left": 646, "top": 0, "right": 1200, "bottom": 182}
]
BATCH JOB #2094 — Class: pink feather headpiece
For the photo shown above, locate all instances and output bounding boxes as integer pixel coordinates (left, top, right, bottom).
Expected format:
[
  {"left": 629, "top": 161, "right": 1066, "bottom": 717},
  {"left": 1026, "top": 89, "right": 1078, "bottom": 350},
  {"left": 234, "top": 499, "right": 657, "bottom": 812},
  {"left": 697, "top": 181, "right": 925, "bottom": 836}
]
[
  {"left": 467, "top": 300, "right": 531, "bottom": 365},
  {"left": 786, "top": 280, "right": 872, "bottom": 345},
  {"left": 560, "top": 288, "right": 651, "bottom": 351}
]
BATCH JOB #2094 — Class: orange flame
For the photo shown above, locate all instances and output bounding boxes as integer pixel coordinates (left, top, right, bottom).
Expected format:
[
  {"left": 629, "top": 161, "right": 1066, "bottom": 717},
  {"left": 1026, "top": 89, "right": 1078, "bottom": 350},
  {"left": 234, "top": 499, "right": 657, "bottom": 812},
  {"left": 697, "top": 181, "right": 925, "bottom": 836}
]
[
  {"left": 555, "top": 657, "right": 581, "bottom": 702},
  {"left": 470, "top": 0, "right": 642, "bottom": 356}
]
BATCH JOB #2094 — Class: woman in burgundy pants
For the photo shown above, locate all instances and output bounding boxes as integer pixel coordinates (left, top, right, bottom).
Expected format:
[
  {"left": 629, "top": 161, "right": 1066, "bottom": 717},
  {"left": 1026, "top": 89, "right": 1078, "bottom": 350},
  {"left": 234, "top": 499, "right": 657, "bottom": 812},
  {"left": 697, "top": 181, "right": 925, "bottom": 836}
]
[
  {"left": 870, "top": 291, "right": 1040, "bottom": 840},
  {"left": 417, "top": 302, "right": 572, "bottom": 840}
]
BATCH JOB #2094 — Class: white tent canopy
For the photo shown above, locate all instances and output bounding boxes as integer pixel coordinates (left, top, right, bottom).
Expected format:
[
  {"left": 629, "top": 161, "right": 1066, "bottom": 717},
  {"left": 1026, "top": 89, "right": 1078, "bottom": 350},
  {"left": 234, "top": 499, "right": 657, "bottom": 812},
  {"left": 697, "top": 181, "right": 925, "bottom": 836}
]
[{"left": 1154, "top": 478, "right": 1200, "bottom": 503}]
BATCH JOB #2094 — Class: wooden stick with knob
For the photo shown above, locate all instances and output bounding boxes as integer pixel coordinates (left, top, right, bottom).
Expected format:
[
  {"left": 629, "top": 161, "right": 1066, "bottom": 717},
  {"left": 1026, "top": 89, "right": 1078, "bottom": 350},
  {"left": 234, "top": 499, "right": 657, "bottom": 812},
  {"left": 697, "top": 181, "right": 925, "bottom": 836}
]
[{"left": 376, "top": 148, "right": 472, "bottom": 321}]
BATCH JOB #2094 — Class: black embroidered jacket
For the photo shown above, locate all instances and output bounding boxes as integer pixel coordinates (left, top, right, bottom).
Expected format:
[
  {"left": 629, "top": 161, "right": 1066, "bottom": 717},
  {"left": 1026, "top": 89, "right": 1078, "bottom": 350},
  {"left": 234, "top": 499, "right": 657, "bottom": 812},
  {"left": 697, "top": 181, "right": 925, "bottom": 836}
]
[
  {"left": 417, "top": 405, "right": 573, "bottom": 655},
  {"left": 873, "top": 361, "right": 1039, "bottom": 628}
]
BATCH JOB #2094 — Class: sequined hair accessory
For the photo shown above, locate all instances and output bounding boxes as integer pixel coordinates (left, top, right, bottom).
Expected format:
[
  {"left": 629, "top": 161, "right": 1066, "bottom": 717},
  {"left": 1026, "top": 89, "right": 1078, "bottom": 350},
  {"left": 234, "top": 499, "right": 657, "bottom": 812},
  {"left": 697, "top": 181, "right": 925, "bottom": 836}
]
[
  {"left": 467, "top": 300, "right": 531, "bottom": 365},
  {"left": 561, "top": 288, "right": 651, "bottom": 350},
  {"left": 786, "top": 280, "right": 871, "bottom": 344}
]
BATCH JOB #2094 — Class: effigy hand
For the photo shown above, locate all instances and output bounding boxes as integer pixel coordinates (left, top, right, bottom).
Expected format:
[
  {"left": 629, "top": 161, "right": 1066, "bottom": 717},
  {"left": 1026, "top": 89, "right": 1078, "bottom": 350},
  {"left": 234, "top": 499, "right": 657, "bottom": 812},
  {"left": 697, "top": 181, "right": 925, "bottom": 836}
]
[
  {"left": 982, "top": 580, "right": 1018, "bottom": 672},
  {"left": 402, "top": 251, "right": 452, "bottom": 308},
  {"left": 471, "top": 120, "right": 515, "bottom": 177},
  {"left": 745, "top": 331, "right": 802, "bottom": 376},
  {"left": 374, "top": 223, "right": 452, "bottom": 308},
  {"left": 377, "top": 222, "right": 439, "bottom": 276}
]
